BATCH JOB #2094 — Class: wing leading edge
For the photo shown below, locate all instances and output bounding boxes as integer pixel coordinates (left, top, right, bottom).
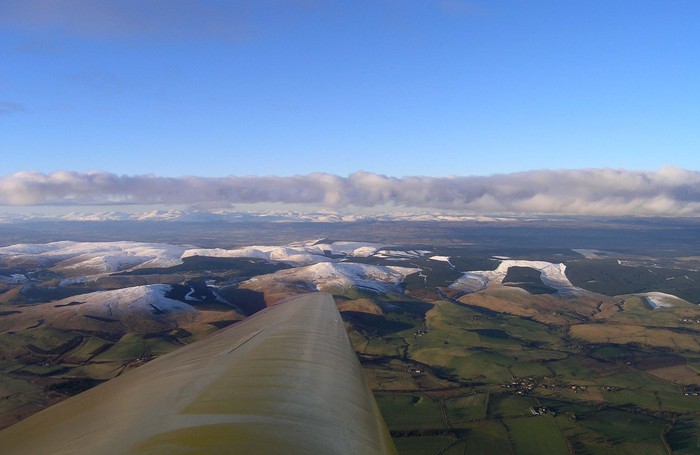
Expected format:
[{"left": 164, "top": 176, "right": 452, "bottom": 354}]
[{"left": 0, "top": 292, "right": 397, "bottom": 455}]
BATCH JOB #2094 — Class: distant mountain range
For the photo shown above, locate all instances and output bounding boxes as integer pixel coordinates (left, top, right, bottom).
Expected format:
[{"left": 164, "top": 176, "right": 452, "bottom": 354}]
[{"left": 0, "top": 208, "right": 515, "bottom": 224}]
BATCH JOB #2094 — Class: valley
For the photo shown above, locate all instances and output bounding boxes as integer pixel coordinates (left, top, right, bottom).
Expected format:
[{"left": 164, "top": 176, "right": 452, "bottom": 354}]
[{"left": 1, "top": 219, "right": 700, "bottom": 454}]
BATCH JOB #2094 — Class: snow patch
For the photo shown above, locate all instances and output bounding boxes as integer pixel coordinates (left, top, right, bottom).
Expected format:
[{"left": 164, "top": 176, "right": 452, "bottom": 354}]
[
  {"left": 450, "top": 259, "right": 579, "bottom": 294},
  {"left": 572, "top": 249, "right": 614, "bottom": 259},
  {"left": 450, "top": 272, "right": 490, "bottom": 293},
  {"left": 374, "top": 249, "right": 430, "bottom": 260},
  {"left": 59, "top": 276, "right": 94, "bottom": 286},
  {"left": 314, "top": 241, "right": 386, "bottom": 257},
  {"left": 429, "top": 256, "right": 454, "bottom": 267},
  {"left": 638, "top": 292, "right": 682, "bottom": 309},
  {"left": 0, "top": 273, "right": 27, "bottom": 284},
  {"left": 184, "top": 288, "right": 200, "bottom": 301}
]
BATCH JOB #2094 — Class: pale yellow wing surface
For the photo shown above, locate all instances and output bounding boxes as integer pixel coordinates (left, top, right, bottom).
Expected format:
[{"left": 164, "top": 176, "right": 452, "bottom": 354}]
[{"left": 0, "top": 292, "right": 397, "bottom": 455}]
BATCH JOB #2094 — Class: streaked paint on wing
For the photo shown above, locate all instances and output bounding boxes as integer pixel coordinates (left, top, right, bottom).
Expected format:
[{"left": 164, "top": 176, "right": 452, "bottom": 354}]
[{"left": 0, "top": 293, "right": 397, "bottom": 455}]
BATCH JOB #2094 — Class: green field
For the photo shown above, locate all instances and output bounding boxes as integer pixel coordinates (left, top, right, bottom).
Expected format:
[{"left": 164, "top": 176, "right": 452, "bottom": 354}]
[
  {"left": 505, "top": 416, "right": 569, "bottom": 455},
  {"left": 444, "top": 393, "right": 489, "bottom": 423},
  {"left": 374, "top": 393, "right": 446, "bottom": 432},
  {"left": 393, "top": 436, "right": 460, "bottom": 455},
  {"left": 349, "top": 280, "right": 700, "bottom": 454},
  {"left": 488, "top": 395, "right": 540, "bottom": 418}
]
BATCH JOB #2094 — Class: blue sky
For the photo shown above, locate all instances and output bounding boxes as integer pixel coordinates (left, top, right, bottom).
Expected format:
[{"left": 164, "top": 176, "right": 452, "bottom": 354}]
[{"left": 1, "top": 0, "right": 699, "bottom": 178}]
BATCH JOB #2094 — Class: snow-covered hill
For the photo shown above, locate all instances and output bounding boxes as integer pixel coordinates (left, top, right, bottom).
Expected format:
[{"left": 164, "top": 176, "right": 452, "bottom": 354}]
[
  {"left": 242, "top": 262, "right": 419, "bottom": 294},
  {"left": 0, "top": 240, "right": 426, "bottom": 300},
  {"left": 182, "top": 240, "right": 387, "bottom": 265},
  {"left": 0, "top": 285, "right": 198, "bottom": 333},
  {"left": 450, "top": 259, "right": 579, "bottom": 294},
  {"left": 57, "top": 284, "right": 194, "bottom": 315},
  {"left": 0, "top": 239, "right": 411, "bottom": 290},
  {"left": 0, "top": 240, "right": 390, "bottom": 273},
  {"left": 0, "top": 241, "right": 189, "bottom": 274},
  {"left": 182, "top": 245, "right": 332, "bottom": 266},
  {"left": 0, "top": 209, "right": 518, "bottom": 224}
]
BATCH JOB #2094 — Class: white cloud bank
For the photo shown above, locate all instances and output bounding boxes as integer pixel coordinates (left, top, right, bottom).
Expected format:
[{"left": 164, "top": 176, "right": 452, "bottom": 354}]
[{"left": 1, "top": 168, "right": 700, "bottom": 216}]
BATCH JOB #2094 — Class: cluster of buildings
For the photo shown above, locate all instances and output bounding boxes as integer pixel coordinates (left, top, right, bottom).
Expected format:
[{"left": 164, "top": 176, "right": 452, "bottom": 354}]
[
  {"left": 528, "top": 406, "right": 556, "bottom": 416},
  {"left": 500, "top": 376, "right": 605, "bottom": 396},
  {"left": 682, "top": 386, "right": 700, "bottom": 397}
]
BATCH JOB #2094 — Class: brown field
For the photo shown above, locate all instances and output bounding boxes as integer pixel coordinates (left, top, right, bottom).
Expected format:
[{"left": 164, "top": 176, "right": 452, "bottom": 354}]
[
  {"left": 0, "top": 299, "right": 242, "bottom": 335},
  {"left": 579, "top": 386, "right": 606, "bottom": 402},
  {"left": 0, "top": 286, "right": 23, "bottom": 304},
  {"left": 636, "top": 355, "right": 688, "bottom": 371},
  {"left": 337, "top": 298, "right": 383, "bottom": 315},
  {"left": 570, "top": 324, "right": 700, "bottom": 352},
  {"left": 458, "top": 286, "right": 619, "bottom": 325},
  {"left": 580, "top": 356, "right": 631, "bottom": 377},
  {"left": 648, "top": 365, "right": 700, "bottom": 386},
  {"left": 458, "top": 288, "right": 539, "bottom": 319}
]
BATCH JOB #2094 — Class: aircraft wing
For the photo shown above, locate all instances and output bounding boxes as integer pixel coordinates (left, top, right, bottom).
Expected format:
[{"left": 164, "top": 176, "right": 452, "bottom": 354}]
[{"left": 0, "top": 292, "right": 397, "bottom": 455}]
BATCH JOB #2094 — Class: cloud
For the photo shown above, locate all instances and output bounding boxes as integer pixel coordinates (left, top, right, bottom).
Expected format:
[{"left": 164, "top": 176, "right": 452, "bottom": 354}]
[
  {"left": 1, "top": 168, "right": 700, "bottom": 216},
  {"left": 0, "top": 101, "right": 25, "bottom": 116}
]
